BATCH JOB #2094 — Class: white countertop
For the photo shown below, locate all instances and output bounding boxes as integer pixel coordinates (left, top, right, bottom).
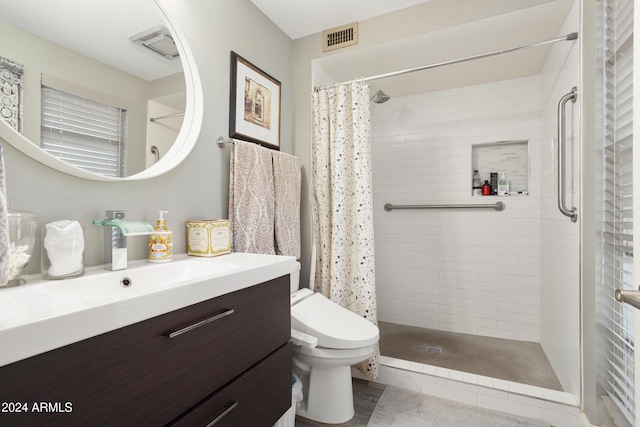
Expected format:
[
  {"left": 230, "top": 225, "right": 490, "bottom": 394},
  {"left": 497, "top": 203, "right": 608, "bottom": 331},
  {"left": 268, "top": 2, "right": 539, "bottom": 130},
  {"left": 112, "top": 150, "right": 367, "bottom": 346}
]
[{"left": 0, "top": 252, "right": 298, "bottom": 367}]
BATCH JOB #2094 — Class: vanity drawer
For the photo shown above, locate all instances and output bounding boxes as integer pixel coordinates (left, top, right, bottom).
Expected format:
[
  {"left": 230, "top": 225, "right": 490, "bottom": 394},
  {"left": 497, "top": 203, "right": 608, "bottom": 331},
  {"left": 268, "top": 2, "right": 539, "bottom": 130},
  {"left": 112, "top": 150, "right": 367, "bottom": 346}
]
[
  {"left": 169, "top": 342, "right": 292, "bottom": 427},
  {"left": 0, "top": 275, "right": 291, "bottom": 426}
]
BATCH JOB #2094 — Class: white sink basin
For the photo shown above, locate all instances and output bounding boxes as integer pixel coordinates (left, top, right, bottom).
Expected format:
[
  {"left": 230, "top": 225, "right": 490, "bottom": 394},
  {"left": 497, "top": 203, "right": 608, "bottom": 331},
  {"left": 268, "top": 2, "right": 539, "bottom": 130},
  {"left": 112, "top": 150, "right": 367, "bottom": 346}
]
[
  {"left": 0, "top": 252, "right": 298, "bottom": 367},
  {"left": 30, "top": 257, "right": 241, "bottom": 302}
]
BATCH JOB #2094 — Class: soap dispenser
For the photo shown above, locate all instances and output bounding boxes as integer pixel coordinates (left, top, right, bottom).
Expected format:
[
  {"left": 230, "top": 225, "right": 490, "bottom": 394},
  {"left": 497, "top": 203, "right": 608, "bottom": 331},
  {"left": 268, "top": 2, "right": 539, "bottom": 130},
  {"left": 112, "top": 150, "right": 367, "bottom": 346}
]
[{"left": 149, "top": 211, "right": 173, "bottom": 263}]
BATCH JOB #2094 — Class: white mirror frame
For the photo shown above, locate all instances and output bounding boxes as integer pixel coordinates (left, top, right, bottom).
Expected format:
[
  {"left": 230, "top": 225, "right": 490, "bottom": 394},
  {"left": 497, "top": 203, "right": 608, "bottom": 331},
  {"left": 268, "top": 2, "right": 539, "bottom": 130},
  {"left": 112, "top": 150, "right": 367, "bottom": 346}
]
[{"left": 0, "top": 0, "right": 203, "bottom": 181}]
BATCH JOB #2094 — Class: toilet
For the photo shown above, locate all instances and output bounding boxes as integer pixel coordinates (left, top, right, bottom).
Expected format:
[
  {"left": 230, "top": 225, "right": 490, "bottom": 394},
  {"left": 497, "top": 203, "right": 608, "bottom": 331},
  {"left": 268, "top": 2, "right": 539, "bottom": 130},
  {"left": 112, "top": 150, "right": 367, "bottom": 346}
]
[{"left": 289, "top": 263, "right": 379, "bottom": 424}]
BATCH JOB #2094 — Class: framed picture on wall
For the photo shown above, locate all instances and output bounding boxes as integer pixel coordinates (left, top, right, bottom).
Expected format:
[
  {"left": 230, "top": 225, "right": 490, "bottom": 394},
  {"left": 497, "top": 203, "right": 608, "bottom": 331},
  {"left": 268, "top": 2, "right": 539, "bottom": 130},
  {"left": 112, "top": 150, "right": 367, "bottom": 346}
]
[
  {"left": 229, "top": 51, "right": 281, "bottom": 150},
  {"left": 0, "top": 56, "right": 24, "bottom": 133}
]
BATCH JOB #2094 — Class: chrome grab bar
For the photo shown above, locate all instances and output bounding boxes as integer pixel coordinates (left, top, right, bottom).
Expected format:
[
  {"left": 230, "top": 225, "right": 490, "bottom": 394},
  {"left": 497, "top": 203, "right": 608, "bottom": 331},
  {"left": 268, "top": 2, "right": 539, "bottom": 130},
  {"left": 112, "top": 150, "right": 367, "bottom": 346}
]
[
  {"left": 557, "top": 87, "right": 578, "bottom": 222},
  {"left": 615, "top": 289, "right": 640, "bottom": 311},
  {"left": 384, "top": 202, "right": 505, "bottom": 212}
]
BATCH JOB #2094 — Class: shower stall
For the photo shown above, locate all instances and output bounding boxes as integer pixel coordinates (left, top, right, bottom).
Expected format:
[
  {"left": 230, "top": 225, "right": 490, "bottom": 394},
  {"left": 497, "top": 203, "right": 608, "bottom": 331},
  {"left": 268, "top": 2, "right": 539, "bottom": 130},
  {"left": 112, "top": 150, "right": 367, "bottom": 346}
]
[
  {"left": 304, "top": 0, "right": 637, "bottom": 424},
  {"left": 370, "top": 70, "right": 580, "bottom": 383},
  {"left": 367, "top": 0, "right": 581, "bottom": 399},
  {"left": 322, "top": 1, "right": 588, "bottom": 423}
]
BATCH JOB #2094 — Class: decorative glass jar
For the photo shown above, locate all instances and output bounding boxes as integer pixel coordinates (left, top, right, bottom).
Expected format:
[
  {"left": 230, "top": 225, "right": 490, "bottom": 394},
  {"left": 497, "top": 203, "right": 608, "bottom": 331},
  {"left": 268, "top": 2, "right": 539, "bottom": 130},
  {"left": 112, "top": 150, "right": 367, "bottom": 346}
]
[{"left": 3, "top": 210, "right": 36, "bottom": 287}]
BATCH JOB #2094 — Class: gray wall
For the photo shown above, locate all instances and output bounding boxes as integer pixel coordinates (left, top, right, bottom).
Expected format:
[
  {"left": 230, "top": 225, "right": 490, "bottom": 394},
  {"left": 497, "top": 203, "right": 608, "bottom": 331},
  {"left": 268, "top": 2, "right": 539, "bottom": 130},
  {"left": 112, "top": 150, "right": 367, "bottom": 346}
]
[{"left": 3, "top": 0, "right": 293, "bottom": 275}]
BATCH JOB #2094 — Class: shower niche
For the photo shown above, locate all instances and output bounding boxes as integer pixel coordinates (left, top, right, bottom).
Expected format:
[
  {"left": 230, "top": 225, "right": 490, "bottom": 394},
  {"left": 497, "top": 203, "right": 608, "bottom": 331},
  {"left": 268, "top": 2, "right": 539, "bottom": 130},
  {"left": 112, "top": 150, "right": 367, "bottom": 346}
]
[{"left": 471, "top": 140, "right": 529, "bottom": 196}]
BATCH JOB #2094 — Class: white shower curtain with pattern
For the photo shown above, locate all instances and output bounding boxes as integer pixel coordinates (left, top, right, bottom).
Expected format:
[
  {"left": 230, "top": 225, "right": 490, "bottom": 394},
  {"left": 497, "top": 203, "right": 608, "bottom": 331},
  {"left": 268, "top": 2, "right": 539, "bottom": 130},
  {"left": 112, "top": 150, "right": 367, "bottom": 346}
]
[{"left": 311, "top": 81, "right": 379, "bottom": 379}]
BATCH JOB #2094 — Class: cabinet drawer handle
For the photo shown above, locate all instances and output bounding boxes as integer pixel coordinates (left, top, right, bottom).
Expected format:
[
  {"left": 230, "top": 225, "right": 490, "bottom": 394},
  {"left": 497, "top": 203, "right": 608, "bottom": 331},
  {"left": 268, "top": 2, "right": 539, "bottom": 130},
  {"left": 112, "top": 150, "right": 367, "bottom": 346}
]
[
  {"left": 166, "top": 308, "right": 235, "bottom": 338},
  {"left": 206, "top": 400, "right": 238, "bottom": 426}
]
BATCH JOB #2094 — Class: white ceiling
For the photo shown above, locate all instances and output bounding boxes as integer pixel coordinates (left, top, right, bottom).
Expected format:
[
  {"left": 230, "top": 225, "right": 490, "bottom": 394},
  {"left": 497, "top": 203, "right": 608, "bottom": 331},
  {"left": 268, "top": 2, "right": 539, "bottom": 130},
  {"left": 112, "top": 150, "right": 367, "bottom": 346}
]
[
  {"left": 0, "top": 0, "right": 575, "bottom": 100},
  {"left": 249, "top": 0, "right": 433, "bottom": 40},
  {"left": 317, "top": 0, "right": 576, "bottom": 98},
  {"left": 251, "top": 0, "right": 575, "bottom": 98},
  {"left": 0, "top": 0, "right": 182, "bottom": 81}
]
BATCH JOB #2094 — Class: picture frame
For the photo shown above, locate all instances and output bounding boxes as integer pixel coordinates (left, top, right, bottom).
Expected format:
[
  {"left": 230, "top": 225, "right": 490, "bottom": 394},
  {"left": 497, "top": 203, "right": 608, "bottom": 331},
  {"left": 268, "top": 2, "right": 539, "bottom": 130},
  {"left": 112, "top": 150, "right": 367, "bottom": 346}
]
[
  {"left": 229, "top": 51, "right": 281, "bottom": 150},
  {"left": 0, "top": 56, "right": 24, "bottom": 133}
]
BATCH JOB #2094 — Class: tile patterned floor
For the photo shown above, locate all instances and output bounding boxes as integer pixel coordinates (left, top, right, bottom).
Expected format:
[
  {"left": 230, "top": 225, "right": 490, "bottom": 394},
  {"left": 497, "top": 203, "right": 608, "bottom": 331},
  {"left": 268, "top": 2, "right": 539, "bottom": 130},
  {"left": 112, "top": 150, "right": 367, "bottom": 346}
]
[{"left": 294, "top": 379, "right": 385, "bottom": 427}]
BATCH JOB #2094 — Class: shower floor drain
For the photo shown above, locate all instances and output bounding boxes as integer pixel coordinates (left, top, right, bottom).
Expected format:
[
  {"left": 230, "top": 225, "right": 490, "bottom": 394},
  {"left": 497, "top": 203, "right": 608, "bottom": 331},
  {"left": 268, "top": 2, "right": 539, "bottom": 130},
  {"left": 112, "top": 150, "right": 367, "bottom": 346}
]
[{"left": 425, "top": 346, "right": 442, "bottom": 355}]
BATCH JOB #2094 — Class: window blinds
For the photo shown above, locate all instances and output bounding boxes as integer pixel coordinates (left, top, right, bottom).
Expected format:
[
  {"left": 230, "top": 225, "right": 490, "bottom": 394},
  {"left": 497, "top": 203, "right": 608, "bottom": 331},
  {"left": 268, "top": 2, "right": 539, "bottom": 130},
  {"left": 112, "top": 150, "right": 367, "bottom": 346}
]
[
  {"left": 41, "top": 85, "right": 127, "bottom": 177},
  {"left": 601, "top": 0, "right": 635, "bottom": 423}
]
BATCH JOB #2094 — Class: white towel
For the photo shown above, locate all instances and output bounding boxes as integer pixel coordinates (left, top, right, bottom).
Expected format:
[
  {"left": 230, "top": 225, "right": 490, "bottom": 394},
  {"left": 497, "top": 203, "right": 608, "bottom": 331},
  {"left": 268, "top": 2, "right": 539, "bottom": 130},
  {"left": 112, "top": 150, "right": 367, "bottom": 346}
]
[
  {"left": 44, "top": 220, "right": 84, "bottom": 277},
  {"left": 229, "top": 139, "right": 275, "bottom": 254},
  {"left": 272, "top": 150, "right": 301, "bottom": 259},
  {"left": 0, "top": 146, "right": 9, "bottom": 286}
]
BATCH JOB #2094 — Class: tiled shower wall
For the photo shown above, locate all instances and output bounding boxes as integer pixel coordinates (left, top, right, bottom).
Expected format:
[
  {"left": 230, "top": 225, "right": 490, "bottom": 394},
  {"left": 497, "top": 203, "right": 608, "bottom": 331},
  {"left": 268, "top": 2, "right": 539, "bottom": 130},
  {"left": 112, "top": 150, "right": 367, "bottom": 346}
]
[{"left": 371, "top": 75, "right": 543, "bottom": 341}]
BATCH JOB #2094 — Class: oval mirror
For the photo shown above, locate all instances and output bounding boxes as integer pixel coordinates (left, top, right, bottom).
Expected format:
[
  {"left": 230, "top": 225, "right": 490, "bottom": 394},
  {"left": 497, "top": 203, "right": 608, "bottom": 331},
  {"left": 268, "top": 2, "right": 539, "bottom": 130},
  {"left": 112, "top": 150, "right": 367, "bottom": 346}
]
[{"left": 0, "top": 0, "right": 202, "bottom": 181}]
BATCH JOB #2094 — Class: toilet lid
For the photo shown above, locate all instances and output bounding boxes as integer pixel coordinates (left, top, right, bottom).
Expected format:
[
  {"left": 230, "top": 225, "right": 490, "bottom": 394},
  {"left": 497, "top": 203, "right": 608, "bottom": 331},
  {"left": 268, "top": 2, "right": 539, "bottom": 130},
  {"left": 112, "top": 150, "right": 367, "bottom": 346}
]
[{"left": 291, "top": 293, "right": 379, "bottom": 349}]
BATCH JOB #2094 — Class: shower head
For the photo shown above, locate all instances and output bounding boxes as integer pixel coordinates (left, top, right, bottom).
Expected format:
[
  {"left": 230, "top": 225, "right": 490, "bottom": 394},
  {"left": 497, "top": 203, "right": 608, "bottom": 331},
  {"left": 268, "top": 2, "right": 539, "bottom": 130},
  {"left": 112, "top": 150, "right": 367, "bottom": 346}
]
[{"left": 370, "top": 90, "right": 390, "bottom": 104}]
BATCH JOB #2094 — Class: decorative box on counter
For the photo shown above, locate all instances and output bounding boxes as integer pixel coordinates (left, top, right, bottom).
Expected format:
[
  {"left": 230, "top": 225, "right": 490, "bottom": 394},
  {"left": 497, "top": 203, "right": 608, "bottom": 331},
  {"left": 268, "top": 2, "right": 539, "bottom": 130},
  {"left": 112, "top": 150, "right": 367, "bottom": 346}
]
[{"left": 186, "top": 219, "right": 231, "bottom": 257}]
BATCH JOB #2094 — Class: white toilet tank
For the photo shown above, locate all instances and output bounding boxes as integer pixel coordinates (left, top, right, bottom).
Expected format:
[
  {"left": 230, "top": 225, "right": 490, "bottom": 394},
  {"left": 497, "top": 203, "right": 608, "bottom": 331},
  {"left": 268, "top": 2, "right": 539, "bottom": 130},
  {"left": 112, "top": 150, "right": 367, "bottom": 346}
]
[{"left": 290, "top": 261, "right": 301, "bottom": 293}]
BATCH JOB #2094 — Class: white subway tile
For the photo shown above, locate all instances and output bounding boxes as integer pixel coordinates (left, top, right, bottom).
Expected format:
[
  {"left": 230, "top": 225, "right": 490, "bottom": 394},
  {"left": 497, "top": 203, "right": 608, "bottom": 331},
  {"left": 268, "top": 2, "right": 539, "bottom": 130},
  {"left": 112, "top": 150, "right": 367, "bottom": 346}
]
[{"left": 372, "top": 75, "right": 546, "bottom": 341}]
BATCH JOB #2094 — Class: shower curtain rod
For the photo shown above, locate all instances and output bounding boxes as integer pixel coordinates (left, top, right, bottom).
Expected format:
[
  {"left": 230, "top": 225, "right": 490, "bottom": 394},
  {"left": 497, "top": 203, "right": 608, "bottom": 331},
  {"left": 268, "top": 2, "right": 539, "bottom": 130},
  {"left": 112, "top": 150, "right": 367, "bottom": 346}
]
[
  {"left": 330, "top": 32, "right": 578, "bottom": 87},
  {"left": 149, "top": 112, "right": 185, "bottom": 122}
]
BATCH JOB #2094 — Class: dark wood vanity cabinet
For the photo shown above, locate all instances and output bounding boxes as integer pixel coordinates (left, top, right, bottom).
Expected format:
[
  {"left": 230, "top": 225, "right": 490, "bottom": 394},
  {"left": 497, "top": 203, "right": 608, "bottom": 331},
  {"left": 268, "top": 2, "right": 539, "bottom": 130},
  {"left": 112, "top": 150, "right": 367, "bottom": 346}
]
[{"left": 0, "top": 275, "right": 292, "bottom": 427}]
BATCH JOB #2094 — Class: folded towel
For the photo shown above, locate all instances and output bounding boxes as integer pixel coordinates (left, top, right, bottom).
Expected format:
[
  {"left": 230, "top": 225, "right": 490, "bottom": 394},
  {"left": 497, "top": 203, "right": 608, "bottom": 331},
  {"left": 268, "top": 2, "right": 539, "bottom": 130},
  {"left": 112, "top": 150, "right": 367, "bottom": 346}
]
[
  {"left": 0, "top": 146, "right": 10, "bottom": 286},
  {"left": 44, "top": 220, "right": 84, "bottom": 277},
  {"left": 229, "top": 139, "right": 275, "bottom": 254},
  {"left": 272, "top": 150, "right": 301, "bottom": 258}
]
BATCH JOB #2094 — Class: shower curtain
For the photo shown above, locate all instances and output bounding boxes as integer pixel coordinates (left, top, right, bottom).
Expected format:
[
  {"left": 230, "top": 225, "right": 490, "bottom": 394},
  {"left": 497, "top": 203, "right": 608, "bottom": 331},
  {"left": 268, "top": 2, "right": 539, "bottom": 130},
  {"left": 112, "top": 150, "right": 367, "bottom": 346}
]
[{"left": 311, "top": 81, "right": 379, "bottom": 379}]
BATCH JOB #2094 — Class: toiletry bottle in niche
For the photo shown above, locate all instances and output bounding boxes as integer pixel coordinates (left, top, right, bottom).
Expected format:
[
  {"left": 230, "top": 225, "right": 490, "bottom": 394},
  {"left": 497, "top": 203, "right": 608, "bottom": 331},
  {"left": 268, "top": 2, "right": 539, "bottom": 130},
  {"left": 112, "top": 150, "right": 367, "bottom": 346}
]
[
  {"left": 498, "top": 172, "right": 509, "bottom": 196},
  {"left": 149, "top": 210, "right": 173, "bottom": 263},
  {"left": 482, "top": 180, "right": 491, "bottom": 196},
  {"left": 490, "top": 172, "right": 498, "bottom": 195},
  {"left": 472, "top": 170, "right": 482, "bottom": 196}
]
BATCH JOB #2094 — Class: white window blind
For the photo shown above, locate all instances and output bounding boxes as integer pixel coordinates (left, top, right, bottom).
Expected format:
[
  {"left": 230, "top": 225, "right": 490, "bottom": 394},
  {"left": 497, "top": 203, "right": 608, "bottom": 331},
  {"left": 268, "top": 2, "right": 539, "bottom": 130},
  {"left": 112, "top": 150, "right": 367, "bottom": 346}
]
[
  {"left": 41, "top": 85, "right": 127, "bottom": 177},
  {"left": 601, "top": 0, "right": 635, "bottom": 423}
]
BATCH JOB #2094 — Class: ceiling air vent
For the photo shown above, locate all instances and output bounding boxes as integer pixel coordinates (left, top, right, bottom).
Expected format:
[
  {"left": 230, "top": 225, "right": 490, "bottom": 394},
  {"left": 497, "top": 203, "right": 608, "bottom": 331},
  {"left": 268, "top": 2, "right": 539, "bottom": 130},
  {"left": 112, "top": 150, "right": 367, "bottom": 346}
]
[
  {"left": 130, "top": 25, "right": 179, "bottom": 60},
  {"left": 323, "top": 23, "right": 358, "bottom": 52}
]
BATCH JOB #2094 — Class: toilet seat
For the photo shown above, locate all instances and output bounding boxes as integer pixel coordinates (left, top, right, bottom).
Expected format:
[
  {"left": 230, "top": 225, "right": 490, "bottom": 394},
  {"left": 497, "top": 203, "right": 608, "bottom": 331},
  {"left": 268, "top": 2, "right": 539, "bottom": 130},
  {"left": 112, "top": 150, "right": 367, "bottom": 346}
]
[
  {"left": 293, "top": 343, "right": 375, "bottom": 359},
  {"left": 291, "top": 292, "right": 379, "bottom": 349}
]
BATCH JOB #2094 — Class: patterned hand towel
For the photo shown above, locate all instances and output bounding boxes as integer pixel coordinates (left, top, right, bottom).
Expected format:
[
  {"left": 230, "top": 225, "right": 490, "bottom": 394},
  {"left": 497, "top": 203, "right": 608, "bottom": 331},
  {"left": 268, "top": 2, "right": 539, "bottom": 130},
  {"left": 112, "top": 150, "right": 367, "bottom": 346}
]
[
  {"left": 272, "top": 151, "right": 301, "bottom": 258},
  {"left": 229, "top": 139, "right": 275, "bottom": 254}
]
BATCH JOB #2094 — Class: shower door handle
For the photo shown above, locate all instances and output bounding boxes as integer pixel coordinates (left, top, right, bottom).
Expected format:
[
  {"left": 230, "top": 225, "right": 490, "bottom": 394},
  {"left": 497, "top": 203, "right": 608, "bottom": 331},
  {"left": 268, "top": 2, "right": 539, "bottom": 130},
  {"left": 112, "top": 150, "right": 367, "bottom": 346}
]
[
  {"left": 557, "top": 87, "right": 578, "bottom": 222},
  {"left": 615, "top": 289, "right": 640, "bottom": 310}
]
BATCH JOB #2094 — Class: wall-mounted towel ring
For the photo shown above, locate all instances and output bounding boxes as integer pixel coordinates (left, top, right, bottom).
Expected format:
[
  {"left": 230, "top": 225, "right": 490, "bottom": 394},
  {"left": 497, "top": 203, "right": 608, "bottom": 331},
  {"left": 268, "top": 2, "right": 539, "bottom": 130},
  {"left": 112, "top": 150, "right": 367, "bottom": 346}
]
[{"left": 557, "top": 87, "right": 578, "bottom": 223}]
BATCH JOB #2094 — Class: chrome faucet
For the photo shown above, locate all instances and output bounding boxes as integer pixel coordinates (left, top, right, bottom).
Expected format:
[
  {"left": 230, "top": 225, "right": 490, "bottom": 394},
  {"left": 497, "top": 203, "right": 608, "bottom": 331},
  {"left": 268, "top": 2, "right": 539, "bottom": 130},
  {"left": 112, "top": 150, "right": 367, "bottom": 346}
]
[{"left": 92, "top": 210, "right": 154, "bottom": 271}]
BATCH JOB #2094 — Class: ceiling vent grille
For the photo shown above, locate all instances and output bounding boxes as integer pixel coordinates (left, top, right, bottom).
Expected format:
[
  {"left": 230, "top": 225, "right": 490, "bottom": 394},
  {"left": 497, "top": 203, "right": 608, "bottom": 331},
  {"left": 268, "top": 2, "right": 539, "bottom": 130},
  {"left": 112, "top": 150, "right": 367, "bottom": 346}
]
[
  {"left": 130, "top": 25, "right": 179, "bottom": 61},
  {"left": 323, "top": 23, "right": 358, "bottom": 52}
]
